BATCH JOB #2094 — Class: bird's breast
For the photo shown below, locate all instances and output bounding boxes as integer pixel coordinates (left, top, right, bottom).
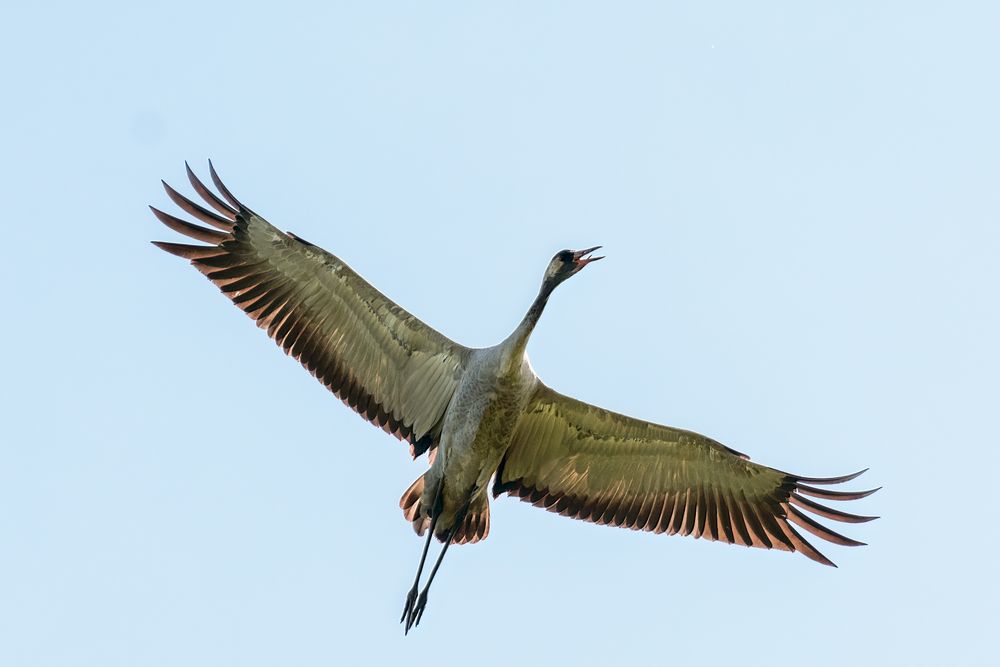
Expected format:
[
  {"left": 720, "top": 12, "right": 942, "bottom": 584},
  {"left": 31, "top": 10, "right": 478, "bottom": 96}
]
[{"left": 434, "top": 354, "right": 536, "bottom": 502}]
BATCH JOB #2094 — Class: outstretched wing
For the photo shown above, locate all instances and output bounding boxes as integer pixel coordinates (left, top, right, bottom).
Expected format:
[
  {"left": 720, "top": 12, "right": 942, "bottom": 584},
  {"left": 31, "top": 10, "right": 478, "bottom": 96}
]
[
  {"left": 494, "top": 383, "right": 877, "bottom": 566},
  {"left": 151, "top": 162, "right": 471, "bottom": 457}
]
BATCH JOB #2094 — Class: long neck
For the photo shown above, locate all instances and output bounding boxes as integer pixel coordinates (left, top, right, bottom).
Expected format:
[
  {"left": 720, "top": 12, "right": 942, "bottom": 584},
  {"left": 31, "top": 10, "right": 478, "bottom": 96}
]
[{"left": 507, "top": 278, "right": 557, "bottom": 355}]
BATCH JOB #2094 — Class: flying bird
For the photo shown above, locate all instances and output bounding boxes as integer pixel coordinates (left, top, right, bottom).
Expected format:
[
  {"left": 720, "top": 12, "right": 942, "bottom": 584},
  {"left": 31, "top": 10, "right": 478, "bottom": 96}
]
[{"left": 151, "top": 163, "right": 878, "bottom": 633}]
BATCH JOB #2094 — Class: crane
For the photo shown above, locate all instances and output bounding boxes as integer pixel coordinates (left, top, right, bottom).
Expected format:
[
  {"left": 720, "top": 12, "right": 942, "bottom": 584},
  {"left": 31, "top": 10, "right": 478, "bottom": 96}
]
[{"left": 151, "top": 162, "right": 878, "bottom": 633}]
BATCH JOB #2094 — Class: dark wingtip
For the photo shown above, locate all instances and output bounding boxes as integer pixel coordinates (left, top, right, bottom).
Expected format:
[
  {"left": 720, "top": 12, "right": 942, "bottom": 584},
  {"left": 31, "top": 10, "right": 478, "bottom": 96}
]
[
  {"left": 796, "top": 484, "right": 881, "bottom": 501},
  {"left": 777, "top": 519, "right": 838, "bottom": 566},
  {"left": 151, "top": 240, "right": 190, "bottom": 257},
  {"left": 159, "top": 177, "right": 234, "bottom": 230},
  {"left": 208, "top": 159, "right": 246, "bottom": 211},
  {"left": 151, "top": 240, "right": 222, "bottom": 260},
  {"left": 149, "top": 205, "right": 229, "bottom": 244},
  {"left": 786, "top": 505, "right": 868, "bottom": 547},
  {"left": 794, "top": 468, "right": 869, "bottom": 485},
  {"left": 789, "top": 492, "right": 879, "bottom": 524},
  {"left": 186, "top": 160, "right": 239, "bottom": 218}
]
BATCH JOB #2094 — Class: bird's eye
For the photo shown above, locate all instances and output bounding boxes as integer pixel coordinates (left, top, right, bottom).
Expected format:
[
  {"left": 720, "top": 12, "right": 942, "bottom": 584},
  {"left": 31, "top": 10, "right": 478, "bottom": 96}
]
[{"left": 557, "top": 250, "right": 573, "bottom": 262}]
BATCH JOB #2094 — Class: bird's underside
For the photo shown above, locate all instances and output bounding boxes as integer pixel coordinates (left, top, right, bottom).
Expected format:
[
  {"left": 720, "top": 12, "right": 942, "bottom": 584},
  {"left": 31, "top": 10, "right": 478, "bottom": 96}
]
[{"left": 152, "top": 162, "right": 878, "bottom": 632}]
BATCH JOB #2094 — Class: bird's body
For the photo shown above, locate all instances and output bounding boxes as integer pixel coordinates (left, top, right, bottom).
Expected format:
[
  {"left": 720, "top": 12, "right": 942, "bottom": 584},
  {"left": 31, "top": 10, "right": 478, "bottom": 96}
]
[
  {"left": 152, "top": 163, "right": 878, "bottom": 632},
  {"left": 410, "top": 298, "right": 554, "bottom": 540},
  {"left": 421, "top": 342, "right": 535, "bottom": 536}
]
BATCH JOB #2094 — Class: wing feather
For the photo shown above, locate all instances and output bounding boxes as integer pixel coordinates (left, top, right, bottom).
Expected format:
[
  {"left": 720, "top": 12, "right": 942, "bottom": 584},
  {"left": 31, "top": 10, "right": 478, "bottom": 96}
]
[
  {"left": 495, "top": 383, "right": 876, "bottom": 566},
  {"left": 152, "top": 163, "right": 471, "bottom": 456}
]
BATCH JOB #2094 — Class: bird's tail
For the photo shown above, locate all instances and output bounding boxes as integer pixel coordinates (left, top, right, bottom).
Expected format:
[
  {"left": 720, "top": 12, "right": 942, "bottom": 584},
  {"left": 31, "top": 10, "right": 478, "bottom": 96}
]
[
  {"left": 400, "top": 475, "right": 428, "bottom": 535},
  {"left": 399, "top": 476, "right": 490, "bottom": 545},
  {"left": 452, "top": 494, "right": 490, "bottom": 545}
]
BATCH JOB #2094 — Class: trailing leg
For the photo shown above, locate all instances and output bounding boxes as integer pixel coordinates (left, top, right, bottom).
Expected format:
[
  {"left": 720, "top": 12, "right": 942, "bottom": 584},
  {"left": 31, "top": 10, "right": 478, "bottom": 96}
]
[
  {"left": 400, "top": 479, "right": 442, "bottom": 631},
  {"left": 400, "top": 511, "right": 438, "bottom": 626},
  {"left": 405, "top": 494, "right": 475, "bottom": 632},
  {"left": 407, "top": 526, "right": 455, "bottom": 630}
]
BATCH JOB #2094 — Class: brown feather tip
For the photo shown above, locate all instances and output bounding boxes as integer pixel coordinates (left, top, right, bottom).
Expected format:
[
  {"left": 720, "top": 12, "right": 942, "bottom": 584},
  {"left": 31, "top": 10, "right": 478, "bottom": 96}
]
[
  {"left": 160, "top": 179, "right": 234, "bottom": 231},
  {"left": 208, "top": 159, "right": 249, "bottom": 212},
  {"left": 151, "top": 240, "right": 222, "bottom": 260},
  {"left": 149, "top": 206, "right": 229, "bottom": 244},
  {"left": 793, "top": 468, "right": 869, "bottom": 485},
  {"left": 796, "top": 484, "right": 881, "bottom": 501},
  {"left": 185, "top": 161, "right": 239, "bottom": 219}
]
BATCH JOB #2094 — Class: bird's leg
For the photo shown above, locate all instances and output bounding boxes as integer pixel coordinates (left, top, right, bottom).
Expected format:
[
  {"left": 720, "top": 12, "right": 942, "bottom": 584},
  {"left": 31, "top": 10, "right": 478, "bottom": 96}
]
[
  {"left": 407, "top": 529, "right": 454, "bottom": 630},
  {"left": 406, "top": 495, "right": 473, "bottom": 631},
  {"left": 400, "top": 515, "right": 437, "bottom": 626},
  {"left": 401, "top": 481, "right": 443, "bottom": 627}
]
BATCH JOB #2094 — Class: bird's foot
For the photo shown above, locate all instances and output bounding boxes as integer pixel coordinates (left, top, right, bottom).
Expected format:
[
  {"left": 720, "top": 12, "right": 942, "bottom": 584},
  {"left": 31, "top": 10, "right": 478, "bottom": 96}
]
[
  {"left": 402, "top": 586, "right": 429, "bottom": 633},
  {"left": 401, "top": 585, "right": 418, "bottom": 628},
  {"left": 403, "top": 590, "right": 428, "bottom": 634}
]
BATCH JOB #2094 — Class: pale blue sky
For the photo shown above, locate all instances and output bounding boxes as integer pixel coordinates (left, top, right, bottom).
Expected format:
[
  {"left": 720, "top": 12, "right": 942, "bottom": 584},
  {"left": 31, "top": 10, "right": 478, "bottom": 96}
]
[{"left": 2, "top": 2, "right": 997, "bottom": 665}]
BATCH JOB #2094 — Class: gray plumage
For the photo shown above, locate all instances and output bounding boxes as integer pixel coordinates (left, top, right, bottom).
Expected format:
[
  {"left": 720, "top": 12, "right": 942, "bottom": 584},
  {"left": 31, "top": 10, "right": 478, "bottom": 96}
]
[{"left": 152, "top": 163, "right": 878, "bottom": 631}]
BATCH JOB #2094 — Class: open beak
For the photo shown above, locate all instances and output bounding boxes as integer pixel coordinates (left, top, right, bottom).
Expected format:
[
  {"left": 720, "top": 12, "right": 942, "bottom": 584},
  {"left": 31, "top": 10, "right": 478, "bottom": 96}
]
[{"left": 572, "top": 245, "right": 604, "bottom": 268}]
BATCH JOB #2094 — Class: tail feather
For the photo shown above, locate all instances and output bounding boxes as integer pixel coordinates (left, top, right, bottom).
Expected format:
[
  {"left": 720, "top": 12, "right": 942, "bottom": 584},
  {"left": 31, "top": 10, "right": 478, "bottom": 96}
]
[
  {"left": 399, "top": 475, "right": 491, "bottom": 545},
  {"left": 453, "top": 495, "right": 490, "bottom": 545},
  {"left": 400, "top": 476, "right": 429, "bottom": 535}
]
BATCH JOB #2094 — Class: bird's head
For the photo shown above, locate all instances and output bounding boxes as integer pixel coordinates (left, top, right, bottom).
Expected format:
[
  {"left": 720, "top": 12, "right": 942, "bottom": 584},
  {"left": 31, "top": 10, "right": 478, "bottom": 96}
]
[{"left": 543, "top": 246, "right": 604, "bottom": 288}]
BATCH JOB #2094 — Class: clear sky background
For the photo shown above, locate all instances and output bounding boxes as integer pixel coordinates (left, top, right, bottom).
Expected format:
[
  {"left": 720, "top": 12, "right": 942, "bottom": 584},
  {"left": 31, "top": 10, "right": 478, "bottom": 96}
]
[{"left": 2, "top": 2, "right": 997, "bottom": 665}]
